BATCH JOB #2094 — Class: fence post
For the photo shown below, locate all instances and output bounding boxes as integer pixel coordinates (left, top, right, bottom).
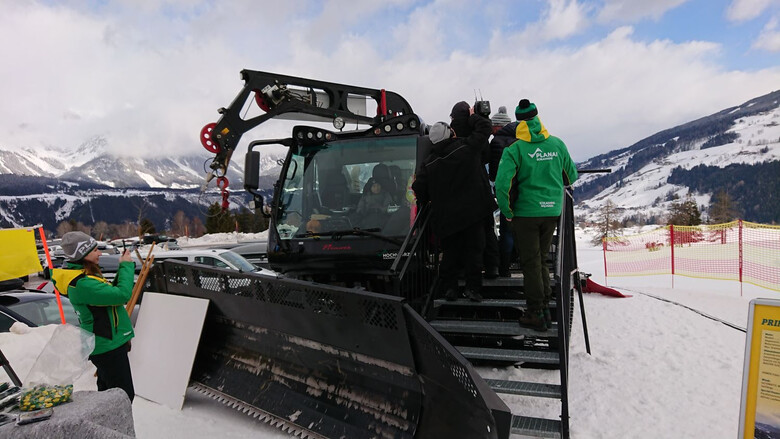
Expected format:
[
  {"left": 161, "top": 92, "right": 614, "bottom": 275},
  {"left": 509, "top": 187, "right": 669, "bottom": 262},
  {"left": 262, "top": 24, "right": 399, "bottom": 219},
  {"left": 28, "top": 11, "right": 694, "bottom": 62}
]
[
  {"left": 38, "top": 227, "right": 67, "bottom": 324},
  {"left": 602, "top": 238, "right": 608, "bottom": 287},
  {"left": 670, "top": 225, "right": 675, "bottom": 289},
  {"left": 739, "top": 219, "right": 743, "bottom": 297}
]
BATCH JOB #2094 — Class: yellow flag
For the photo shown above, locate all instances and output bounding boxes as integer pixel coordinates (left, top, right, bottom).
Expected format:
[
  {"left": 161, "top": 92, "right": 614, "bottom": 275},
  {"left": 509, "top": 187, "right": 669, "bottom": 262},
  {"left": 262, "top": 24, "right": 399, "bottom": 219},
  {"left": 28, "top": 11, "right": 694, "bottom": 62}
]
[{"left": 0, "top": 228, "right": 43, "bottom": 281}]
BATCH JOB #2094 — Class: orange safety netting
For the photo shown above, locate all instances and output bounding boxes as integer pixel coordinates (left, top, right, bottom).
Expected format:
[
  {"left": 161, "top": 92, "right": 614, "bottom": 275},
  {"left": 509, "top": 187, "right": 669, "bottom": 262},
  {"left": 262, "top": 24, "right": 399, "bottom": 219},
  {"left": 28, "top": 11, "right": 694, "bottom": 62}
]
[{"left": 603, "top": 221, "right": 780, "bottom": 292}]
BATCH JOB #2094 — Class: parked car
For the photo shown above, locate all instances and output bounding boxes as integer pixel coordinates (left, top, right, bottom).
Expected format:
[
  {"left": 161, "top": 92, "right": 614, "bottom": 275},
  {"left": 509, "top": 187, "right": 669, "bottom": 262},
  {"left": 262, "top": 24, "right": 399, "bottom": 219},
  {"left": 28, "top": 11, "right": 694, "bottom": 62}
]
[
  {"left": 0, "top": 289, "right": 79, "bottom": 332},
  {"left": 98, "top": 254, "right": 144, "bottom": 282},
  {"left": 150, "top": 249, "right": 263, "bottom": 273},
  {"left": 230, "top": 241, "right": 269, "bottom": 269},
  {"left": 0, "top": 278, "right": 24, "bottom": 292},
  {"left": 96, "top": 241, "right": 120, "bottom": 255}
]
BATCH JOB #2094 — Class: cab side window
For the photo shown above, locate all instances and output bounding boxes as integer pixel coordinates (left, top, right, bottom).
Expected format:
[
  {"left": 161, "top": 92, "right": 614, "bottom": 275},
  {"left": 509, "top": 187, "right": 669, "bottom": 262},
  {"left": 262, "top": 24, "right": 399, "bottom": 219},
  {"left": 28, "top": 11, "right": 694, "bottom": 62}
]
[{"left": 195, "top": 256, "right": 229, "bottom": 269}]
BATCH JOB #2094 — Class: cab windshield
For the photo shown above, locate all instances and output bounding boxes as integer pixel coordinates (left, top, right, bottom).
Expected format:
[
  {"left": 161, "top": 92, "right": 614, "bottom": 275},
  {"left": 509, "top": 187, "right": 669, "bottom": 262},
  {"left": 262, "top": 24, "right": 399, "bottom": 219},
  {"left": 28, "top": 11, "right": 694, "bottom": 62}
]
[{"left": 276, "top": 136, "right": 417, "bottom": 239}]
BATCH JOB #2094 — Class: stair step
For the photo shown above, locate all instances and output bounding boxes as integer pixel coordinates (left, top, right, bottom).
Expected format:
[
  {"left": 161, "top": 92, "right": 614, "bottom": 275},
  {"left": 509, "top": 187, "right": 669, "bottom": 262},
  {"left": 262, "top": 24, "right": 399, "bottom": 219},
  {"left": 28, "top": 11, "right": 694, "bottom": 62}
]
[
  {"left": 511, "top": 415, "right": 562, "bottom": 438},
  {"left": 433, "top": 298, "right": 557, "bottom": 309},
  {"left": 455, "top": 346, "right": 559, "bottom": 364},
  {"left": 484, "top": 379, "right": 561, "bottom": 399},
  {"left": 457, "top": 277, "right": 558, "bottom": 288},
  {"left": 457, "top": 277, "right": 522, "bottom": 288},
  {"left": 430, "top": 320, "right": 558, "bottom": 337}
]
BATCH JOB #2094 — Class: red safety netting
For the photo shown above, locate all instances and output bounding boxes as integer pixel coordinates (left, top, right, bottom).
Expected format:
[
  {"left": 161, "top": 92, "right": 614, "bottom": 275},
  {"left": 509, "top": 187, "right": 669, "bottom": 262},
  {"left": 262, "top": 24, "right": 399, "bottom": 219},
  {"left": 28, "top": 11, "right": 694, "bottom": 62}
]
[{"left": 603, "top": 221, "right": 780, "bottom": 292}]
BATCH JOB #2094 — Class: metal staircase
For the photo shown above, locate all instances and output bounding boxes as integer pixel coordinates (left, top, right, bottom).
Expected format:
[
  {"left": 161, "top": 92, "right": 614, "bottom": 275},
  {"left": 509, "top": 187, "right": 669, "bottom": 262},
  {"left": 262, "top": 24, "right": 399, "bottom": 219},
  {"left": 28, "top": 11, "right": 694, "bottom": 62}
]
[{"left": 392, "top": 188, "right": 588, "bottom": 439}]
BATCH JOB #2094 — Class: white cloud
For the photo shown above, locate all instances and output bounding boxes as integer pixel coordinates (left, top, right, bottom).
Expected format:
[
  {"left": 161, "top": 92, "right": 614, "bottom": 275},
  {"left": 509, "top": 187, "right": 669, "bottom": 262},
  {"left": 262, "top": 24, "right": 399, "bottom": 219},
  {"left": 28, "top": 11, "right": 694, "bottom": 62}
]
[
  {"left": 753, "top": 17, "right": 780, "bottom": 51},
  {"left": 726, "top": 0, "right": 774, "bottom": 22},
  {"left": 597, "top": 0, "right": 690, "bottom": 22},
  {"left": 480, "top": 26, "right": 780, "bottom": 160},
  {"left": 505, "top": 0, "right": 591, "bottom": 45},
  {"left": 1, "top": 1, "right": 780, "bottom": 164}
]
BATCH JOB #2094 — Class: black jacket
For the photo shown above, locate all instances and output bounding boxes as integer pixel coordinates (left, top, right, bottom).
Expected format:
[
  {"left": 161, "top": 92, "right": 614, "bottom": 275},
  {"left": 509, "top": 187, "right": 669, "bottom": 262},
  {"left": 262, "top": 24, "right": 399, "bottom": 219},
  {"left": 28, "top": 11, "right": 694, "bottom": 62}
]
[
  {"left": 452, "top": 114, "right": 491, "bottom": 165},
  {"left": 488, "top": 121, "right": 519, "bottom": 181},
  {"left": 413, "top": 114, "right": 497, "bottom": 238}
]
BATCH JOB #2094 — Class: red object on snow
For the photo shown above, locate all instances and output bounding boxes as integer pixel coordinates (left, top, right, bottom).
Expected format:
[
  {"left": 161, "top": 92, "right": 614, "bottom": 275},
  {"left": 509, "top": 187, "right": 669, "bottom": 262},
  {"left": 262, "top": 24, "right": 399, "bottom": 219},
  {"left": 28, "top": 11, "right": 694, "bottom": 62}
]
[{"left": 584, "top": 278, "right": 631, "bottom": 298}]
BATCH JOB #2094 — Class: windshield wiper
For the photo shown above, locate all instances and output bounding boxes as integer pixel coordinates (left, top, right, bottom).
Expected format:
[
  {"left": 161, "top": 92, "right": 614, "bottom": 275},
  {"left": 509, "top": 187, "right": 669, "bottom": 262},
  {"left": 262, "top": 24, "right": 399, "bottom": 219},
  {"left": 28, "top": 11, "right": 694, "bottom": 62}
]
[
  {"left": 298, "top": 228, "right": 402, "bottom": 246},
  {"left": 334, "top": 228, "right": 404, "bottom": 246}
]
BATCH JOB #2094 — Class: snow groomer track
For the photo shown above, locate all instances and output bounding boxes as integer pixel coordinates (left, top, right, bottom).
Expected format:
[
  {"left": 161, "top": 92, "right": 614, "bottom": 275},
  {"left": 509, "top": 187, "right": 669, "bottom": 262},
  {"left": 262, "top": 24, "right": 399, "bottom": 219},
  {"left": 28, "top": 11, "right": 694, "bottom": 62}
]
[{"left": 148, "top": 262, "right": 513, "bottom": 439}]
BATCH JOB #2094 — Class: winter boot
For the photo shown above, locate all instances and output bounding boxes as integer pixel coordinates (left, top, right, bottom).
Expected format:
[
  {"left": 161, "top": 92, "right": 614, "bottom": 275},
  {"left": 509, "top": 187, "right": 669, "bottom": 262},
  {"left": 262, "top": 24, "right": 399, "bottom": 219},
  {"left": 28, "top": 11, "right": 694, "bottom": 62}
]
[
  {"left": 483, "top": 266, "right": 499, "bottom": 279},
  {"left": 464, "top": 289, "right": 483, "bottom": 302},
  {"left": 518, "top": 309, "right": 546, "bottom": 332},
  {"left": 444, "top": 288, "right": 459, "bottom": 301},
  {"left": 542, "top": 307, "right": 553, "bottom": 330},
  {"left": 498, "top": 252, "right": 511, "bottom": 278}
]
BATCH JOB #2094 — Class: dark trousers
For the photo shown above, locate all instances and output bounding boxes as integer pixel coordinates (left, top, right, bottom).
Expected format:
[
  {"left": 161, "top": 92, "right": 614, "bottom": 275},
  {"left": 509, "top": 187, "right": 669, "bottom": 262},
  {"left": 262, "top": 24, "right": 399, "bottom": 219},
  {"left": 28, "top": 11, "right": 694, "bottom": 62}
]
[
  {"left": 439, "top": 220, "right": 486, "bottom": 293},
  {"left": 483, "top": 214, "right": 499, "bottom": 271},
  {"left": 510, "top": 216, "right": 558, "bottom": 312},
  {"left": 498, "top": 213, "right": 514, "bottom": 273},
  {"left": 90, "top": 342, "right": 135, "bottom": 402}
]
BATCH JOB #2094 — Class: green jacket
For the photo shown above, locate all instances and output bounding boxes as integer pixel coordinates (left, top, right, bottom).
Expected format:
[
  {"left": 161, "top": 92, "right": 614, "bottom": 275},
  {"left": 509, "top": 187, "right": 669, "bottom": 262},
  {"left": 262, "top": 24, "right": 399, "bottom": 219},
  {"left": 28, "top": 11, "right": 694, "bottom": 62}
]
[
  {"left": 52, "top": 261, "right": 135, "bottom": 355},
  {"left": 495, "top": 116, "right": 578, "bottom": 218}
]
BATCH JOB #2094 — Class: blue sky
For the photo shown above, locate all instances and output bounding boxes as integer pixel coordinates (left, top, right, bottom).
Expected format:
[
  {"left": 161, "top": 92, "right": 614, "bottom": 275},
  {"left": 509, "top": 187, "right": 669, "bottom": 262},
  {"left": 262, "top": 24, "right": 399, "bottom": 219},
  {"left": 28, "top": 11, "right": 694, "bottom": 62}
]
[{"left": 1, "top": 0, "right": 779, "bottom": 162}]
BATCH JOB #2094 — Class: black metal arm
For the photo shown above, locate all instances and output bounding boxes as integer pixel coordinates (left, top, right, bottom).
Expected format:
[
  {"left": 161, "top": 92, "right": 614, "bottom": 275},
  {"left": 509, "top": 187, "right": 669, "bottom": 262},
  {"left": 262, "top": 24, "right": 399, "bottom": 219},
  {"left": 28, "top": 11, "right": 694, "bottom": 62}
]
[{"left": 204, "top": 70, "right": 415, "bottom": 176}]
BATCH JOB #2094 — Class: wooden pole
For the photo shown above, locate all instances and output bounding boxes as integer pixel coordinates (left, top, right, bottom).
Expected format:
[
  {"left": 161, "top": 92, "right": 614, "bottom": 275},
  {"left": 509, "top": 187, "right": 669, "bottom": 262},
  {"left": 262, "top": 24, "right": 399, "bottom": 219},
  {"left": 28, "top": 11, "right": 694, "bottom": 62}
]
[{"left": 126, "top": 243, "right": 155, "bottom": 317}]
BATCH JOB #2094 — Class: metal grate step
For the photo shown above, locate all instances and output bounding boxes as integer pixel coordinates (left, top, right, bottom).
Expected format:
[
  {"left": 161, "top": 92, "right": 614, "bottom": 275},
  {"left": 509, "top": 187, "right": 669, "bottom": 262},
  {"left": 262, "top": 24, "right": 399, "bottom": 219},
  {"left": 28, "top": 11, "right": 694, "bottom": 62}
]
[
  {"left": 455, "top": 346, "right": 559, "bottom": 364},
  {"left": 430, "top": 319, "right": 558, "bottom": 337},
  {"left": 484, "top": 379, "right": 561, "bottom": 399},
  {"left": 457, "top": 278, "right": 525, "bottom": 289},
  {"left": 457, "top": 275, "right": 559, "bottom": 288},
  {"left": 433, "top": 298, "right": 557, "bottom": 309},
  {"left": 511, "top": 415, "right": 562, "bottom": 438}
]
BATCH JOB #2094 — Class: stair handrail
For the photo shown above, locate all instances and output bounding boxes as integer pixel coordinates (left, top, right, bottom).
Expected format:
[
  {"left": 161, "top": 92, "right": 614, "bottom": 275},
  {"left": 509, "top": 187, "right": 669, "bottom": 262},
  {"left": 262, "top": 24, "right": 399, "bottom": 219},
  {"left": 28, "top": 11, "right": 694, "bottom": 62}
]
[
  {"left": 390, "top": 203, "right": 431, "bottom": 277},
  {"left": 387, "top": 204, "right": 439, "bottom": 308},
  {"left": 555, "top": 186, "right": 575, "bottom": 439}
]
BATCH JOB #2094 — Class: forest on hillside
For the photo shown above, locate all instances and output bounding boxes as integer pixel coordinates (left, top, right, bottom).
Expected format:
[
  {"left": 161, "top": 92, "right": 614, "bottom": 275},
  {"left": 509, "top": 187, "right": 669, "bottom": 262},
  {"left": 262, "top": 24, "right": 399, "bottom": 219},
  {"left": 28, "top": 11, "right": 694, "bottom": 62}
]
[{"left": 667, "top": 160, "right": 780, "bottom": 224}]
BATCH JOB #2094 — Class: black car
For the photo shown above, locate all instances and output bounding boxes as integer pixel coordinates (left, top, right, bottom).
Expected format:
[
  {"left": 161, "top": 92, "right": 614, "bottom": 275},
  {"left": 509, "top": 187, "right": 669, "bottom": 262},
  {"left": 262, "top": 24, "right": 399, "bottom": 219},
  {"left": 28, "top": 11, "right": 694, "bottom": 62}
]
[{"left": 0, "top": 289, "right": 79, "bottom": 332}]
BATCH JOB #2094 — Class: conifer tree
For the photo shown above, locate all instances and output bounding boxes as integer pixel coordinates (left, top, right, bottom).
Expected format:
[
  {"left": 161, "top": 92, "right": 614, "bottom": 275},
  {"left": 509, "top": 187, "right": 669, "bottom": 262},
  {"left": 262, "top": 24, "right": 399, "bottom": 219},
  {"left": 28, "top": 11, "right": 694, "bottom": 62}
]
[
  {"left": 139, "top": 218, "right": 156, "bottom": 235},
  {"left": 205, "top": 203, "right": 235, "bottom": 233},
  {"left": 708, "top": 191, "right": 738, "bottom": 224},
  {"left": 666, "top": 195, "right": 701, "bottom": 226},
  {"left": 592, "top": 200, "right": 622, "bottom": 246}
]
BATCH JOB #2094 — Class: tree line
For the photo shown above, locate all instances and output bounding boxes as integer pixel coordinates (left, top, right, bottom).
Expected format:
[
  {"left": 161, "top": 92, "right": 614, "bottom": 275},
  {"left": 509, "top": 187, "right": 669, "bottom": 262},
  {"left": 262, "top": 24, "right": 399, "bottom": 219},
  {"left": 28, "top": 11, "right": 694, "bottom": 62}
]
[
  {"left": 587, "top": 190, "right": 742, "bottom": 246},
  {"left": 51, "top": 203, "right": 268, "bottom": 241}
]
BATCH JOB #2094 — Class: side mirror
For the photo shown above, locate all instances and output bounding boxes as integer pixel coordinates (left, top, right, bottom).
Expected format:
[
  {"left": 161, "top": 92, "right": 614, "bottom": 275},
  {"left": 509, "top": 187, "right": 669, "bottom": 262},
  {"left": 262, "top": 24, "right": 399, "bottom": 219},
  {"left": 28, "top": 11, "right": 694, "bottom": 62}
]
[{"left": 244, "top": 151, "right": 261, "bottom": 191}]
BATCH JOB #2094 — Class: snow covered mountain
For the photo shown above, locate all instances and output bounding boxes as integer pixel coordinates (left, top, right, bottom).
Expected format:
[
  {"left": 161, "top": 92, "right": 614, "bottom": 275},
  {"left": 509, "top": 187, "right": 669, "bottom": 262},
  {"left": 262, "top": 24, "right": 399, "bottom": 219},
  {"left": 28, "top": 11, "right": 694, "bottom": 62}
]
[
  {"left": 574, "top": 90, "right": 780, "bottom": 224},
  {"left": 1, "top": 89, "right": 778, "bottom": 231},
  {"left": 0, "top": 136, "right": 283, "bottom": 189},
  {"left": 0, "top": 138, "right": 282, "bottom": 230}
]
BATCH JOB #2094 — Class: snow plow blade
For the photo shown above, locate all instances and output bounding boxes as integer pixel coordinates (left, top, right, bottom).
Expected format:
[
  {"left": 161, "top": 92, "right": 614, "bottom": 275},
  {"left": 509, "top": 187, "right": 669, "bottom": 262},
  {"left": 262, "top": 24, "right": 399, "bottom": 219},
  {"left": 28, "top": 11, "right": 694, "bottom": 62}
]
[{"left": 149, "top": 261, "right": 511, "bottom": 439}]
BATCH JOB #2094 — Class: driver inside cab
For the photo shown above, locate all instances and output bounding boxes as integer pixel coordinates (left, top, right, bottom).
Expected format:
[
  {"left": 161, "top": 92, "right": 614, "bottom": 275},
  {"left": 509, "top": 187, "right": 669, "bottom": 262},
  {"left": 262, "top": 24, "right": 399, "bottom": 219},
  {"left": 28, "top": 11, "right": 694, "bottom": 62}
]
[
  {"left": 355, "top": 177, "right": 394, "bottom": 229},
  {"left": 357, "top": 178, "right": 393, "bottom": 215}
]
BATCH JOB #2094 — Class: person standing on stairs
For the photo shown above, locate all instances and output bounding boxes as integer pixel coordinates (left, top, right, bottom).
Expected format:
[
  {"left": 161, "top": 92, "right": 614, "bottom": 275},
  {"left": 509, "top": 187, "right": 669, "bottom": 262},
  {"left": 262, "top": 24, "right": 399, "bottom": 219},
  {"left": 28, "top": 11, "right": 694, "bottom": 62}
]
[
  {"left": 413, "top": 109, "right": 495, "bottom": 302},
  {"left": 488, "top": 106, "right": 518, "bottom": 277},
  {"left": 449, "top": 101, "right": 500, "bottom": 280},
  {"left": 494, "top": 99, "right": 578, "bottom": 331}
]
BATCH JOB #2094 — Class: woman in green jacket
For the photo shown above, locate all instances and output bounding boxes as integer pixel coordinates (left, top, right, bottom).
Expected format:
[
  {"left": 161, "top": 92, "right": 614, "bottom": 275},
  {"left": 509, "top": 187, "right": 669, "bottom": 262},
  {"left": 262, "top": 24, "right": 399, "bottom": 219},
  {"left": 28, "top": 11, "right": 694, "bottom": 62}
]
[{"left": 53, "top": 231, "right": 136, "bottom": 402}]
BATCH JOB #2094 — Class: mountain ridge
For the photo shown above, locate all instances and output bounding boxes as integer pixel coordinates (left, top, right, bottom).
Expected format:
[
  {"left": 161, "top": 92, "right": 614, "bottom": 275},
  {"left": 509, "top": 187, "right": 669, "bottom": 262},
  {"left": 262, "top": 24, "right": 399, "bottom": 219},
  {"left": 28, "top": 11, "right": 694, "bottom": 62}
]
[
  {"left": 1, "top": 90, "right": 779, "bottom": 231},
  {"left": 574, "top": 89, "right": 780, "bottom": 224}
]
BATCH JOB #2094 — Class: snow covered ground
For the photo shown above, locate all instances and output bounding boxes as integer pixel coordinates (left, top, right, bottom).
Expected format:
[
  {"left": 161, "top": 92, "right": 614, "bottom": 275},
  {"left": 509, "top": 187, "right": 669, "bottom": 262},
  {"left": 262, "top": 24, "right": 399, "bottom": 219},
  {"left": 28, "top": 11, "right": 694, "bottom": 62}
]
[{"left": 2, "top": 227, "right": 773, "bottom": 438}]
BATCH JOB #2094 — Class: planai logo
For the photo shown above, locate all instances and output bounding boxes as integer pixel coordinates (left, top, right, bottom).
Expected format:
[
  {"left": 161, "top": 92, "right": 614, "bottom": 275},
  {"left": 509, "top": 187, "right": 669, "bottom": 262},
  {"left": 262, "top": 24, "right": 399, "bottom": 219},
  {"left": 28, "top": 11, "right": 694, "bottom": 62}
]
[{"left": 527, "top": 148, "right": 558, "bottom": 161}]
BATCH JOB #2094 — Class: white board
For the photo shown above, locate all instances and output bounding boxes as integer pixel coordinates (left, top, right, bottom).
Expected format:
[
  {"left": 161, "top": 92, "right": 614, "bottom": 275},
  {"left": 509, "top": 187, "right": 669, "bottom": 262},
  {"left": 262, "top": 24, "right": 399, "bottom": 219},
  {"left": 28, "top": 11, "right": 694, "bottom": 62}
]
[{"left": 128, "top": 292, "right": 209, "bottom": 410}]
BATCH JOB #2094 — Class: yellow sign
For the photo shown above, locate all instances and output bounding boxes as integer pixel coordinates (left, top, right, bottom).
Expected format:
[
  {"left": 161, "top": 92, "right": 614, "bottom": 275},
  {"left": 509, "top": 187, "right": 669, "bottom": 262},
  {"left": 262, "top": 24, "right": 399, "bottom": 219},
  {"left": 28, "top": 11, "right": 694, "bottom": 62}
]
[
  {"left": 739, "top": 299, "right": 780, "bottom": 438},
  {"left": 0, "top": 228, "right": 43, "bottom": 282}
]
